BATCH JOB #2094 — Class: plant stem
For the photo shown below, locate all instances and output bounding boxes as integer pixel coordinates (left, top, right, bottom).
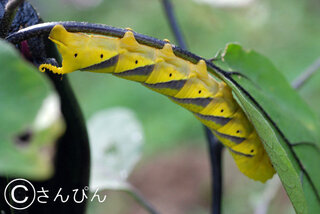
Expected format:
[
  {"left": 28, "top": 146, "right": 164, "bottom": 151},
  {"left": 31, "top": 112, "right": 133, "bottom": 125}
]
[
  {"left": 123, "top": 185, "right": 160, "bottom": 214},
  {"left": 0, "top": 0, "right": 24, "bottom": 38},
  {"left": 291, "top": 57, "right": 320, "bottom": 89},
  {"left": 161, "top": 1, "right": 223, "bottom": 214},
  {"left": 205, "top": 128, "right": 223, "bottom": 214},
  {"left": 161, "top": 0, "right": 187, "bottom": 49}
]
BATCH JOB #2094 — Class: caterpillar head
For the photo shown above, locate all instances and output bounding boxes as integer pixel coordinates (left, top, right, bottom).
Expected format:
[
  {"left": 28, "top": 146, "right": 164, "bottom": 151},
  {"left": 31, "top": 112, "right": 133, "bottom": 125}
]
[{"left": 40, "top": 25, "right": 118, "bottom": 74}]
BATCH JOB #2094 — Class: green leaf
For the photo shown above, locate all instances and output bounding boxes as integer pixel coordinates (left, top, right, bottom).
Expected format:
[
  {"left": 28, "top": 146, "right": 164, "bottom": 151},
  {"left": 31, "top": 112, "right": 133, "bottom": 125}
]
[
  {"left": 0, "top": 39, "right": 65, "bottom": 179},
  {"left": 211, "top": 43, "right": 320, "bottom": 213}
]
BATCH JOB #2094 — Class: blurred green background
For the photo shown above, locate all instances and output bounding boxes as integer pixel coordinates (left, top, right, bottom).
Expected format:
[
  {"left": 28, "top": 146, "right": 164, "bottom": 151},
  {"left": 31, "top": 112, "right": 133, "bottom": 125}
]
[{"left": 26, "top": 0, "right": 320, "bottom": 213}]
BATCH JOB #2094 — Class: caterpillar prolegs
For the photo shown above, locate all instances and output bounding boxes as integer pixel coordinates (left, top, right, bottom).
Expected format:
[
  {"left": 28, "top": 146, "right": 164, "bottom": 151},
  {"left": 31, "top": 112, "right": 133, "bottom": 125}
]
[{"left": 40, "top": 25, "right": 275, "bottom": 182}]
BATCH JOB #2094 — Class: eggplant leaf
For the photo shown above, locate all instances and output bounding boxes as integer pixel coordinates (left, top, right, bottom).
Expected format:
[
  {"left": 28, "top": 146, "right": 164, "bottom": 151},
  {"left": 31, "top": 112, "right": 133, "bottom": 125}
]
[{"left": 211, "top": 43, "right": 320, "bottom": 214}]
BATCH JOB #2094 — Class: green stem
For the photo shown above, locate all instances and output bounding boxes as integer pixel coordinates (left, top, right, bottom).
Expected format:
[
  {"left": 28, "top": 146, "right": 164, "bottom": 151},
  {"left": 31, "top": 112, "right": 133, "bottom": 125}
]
[{"left": 122, "top": 185, "right": 160, "bottom": 214}]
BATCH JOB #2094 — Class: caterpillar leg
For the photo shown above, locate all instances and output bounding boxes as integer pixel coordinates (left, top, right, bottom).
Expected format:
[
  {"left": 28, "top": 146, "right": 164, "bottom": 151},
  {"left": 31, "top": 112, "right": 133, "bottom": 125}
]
[
  {"left": 39, "top": 64, "right": 70, "bottom": 74},
  {"left": 39, "top": 63, "right": 67, "bottom": 75}
]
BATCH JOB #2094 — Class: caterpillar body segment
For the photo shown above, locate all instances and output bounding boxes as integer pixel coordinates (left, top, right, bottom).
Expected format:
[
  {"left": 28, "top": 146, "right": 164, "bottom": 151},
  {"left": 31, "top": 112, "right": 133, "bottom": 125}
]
[{"left": 40, "top": 25, "right": 275, "bottom": 182}]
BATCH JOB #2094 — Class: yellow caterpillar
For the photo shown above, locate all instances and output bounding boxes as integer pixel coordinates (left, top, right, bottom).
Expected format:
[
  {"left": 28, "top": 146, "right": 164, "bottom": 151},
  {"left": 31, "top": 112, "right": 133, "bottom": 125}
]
[{"left": 40, "top": 25, "right": 275, "bottom": 182}]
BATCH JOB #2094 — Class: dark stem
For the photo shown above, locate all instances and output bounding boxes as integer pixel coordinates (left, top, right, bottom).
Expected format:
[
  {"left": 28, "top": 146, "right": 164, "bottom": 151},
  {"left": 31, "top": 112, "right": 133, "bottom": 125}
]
[
  {"left": 161, "top": 0, "right": 187, "bottom": 49},
  {"left": 0, "top": 0, "right": 24, "bottom": 38},
  {"left": 205, "top": 128, "right": 223, "bottom": 214},
  {"left": 161, "top": 1, "right": 223, "bottom": 213},
  {"left": 5, "top": 22, "right": 226, "bottom": 73}
]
